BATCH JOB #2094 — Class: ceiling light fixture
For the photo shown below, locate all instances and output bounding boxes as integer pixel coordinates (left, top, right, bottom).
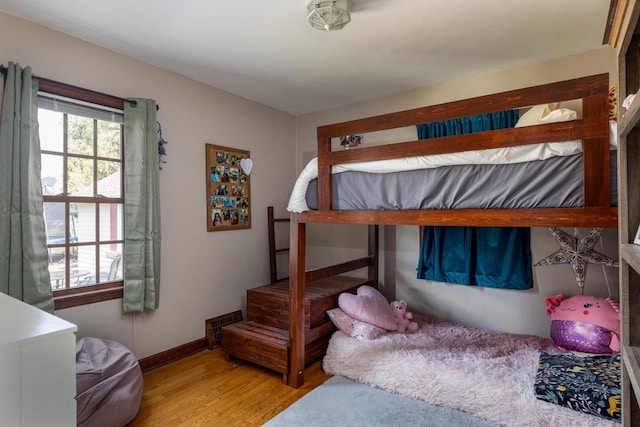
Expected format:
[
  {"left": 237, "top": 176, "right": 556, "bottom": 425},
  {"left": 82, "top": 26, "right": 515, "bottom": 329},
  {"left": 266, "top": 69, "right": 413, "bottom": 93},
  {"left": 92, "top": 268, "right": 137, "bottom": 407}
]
[{"left": 306, "top": 0, "right": 352, "bottom": 31}]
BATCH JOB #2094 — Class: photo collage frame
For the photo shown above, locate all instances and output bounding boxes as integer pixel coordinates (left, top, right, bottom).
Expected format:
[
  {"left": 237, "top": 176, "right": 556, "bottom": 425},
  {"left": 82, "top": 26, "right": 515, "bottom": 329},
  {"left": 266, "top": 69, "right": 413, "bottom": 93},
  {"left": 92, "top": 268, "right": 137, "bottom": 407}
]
[{"left": 205, "top": 144, "right": 251, "bottom": 231}]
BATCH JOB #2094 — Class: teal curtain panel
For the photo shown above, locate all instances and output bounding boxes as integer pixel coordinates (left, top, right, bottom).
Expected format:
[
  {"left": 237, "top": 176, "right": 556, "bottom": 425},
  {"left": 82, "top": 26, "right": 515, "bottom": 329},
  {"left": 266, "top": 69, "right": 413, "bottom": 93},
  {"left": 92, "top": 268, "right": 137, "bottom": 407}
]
[{"left": 416, "top": 110, "right": 533, "bottom": 289}]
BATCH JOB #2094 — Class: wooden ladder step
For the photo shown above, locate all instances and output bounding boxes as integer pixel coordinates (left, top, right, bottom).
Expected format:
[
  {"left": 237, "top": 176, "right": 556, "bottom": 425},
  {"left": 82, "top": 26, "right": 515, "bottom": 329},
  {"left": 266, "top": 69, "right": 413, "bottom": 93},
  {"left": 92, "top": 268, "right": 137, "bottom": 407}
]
[
  {"left": 222, "top": 321, "right": 289, "bottom": 382},
  {"left": 221, "top": 319, "right": 339, "bottom": 384},
  {"left": 247, "top": 276, "right": 367, "bottom": 329}
]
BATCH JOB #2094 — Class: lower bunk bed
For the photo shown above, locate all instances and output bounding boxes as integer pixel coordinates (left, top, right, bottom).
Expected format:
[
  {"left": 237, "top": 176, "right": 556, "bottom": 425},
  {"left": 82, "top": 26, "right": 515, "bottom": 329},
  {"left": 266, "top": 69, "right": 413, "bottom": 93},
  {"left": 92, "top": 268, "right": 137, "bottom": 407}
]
[{"left": 322, "top": 315, "right": 620, "bottom": 426}]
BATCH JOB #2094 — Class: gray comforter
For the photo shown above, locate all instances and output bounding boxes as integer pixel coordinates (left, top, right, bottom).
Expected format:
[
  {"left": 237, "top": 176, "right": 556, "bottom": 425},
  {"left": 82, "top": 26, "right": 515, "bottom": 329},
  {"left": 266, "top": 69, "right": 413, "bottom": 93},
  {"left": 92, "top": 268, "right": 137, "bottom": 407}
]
[{"left": 306, "top": 153, "right": 617, "bottom": 210}]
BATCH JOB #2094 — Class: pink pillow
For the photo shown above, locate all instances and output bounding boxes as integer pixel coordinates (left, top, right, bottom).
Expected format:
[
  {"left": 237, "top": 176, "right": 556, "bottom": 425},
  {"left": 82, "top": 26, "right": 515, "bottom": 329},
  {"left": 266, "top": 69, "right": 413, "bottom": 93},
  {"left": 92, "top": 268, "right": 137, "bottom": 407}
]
[
  {"left": 326, "top": 307, "right": 353, "bottom": 332},
  {"left": 338, "top": 285, "right": 397, "bottom": 331},
  {"left": 326, "top": 308, "right": 386, "bottom": 341},
  {"left": 349, "top": 320, "right": 386, "bottom": 341}
]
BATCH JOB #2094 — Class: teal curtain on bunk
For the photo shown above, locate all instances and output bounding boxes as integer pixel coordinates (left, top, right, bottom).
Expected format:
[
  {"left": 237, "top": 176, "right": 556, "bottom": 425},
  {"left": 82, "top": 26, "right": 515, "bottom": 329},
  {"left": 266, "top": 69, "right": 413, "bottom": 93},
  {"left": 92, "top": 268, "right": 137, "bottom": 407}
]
[
  {"left": 417, "top": 111, "right": 519, "bottom": 139},
  {"left": 416, "top": 110, "right": 533, "bottom": 289}
]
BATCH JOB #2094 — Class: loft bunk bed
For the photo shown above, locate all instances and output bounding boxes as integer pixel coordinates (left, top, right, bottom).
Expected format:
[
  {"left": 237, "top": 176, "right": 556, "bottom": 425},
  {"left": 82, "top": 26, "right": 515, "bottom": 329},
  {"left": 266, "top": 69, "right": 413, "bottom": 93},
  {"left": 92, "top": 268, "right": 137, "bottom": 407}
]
[{"left": 285, "top": 73, "right": 618, "bottom": 388}]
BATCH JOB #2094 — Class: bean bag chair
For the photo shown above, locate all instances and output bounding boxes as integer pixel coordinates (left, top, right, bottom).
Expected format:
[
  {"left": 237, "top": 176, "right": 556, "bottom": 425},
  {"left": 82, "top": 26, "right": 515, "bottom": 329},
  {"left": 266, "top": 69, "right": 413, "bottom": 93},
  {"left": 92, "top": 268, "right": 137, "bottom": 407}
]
[{"left": 76, "top": 337, "right": 143, "bottom": 427}]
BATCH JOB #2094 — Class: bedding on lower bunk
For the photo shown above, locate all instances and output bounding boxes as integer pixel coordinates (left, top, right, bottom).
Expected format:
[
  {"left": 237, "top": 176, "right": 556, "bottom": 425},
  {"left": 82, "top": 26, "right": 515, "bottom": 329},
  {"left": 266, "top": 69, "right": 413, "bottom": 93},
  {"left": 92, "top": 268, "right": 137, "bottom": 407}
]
[
  {"left": 535, "top": 352, "right": 621, "bottom": 421},
  {"left": 322, "top": 315, "right": 620, "bottom": 427}
]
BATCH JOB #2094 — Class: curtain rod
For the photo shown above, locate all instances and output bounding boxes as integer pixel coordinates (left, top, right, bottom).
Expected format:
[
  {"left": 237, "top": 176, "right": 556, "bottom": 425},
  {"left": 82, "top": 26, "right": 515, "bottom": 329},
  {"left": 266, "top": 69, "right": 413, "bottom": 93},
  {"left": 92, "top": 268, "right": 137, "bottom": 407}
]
[{"left": 0, "top": 64, "right": 159, "bottom": 111}]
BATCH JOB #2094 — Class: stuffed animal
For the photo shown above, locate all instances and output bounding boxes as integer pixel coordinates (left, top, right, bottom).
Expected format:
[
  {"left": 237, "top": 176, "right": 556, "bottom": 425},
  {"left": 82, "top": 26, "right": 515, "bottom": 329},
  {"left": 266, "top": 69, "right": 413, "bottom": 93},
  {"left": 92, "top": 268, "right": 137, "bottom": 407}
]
[
  {"left": 545, "top": 294, "right": 620, "bottom": 354},
  {"left": 390, "top": 300, "right": 418, "bottom": 333}
]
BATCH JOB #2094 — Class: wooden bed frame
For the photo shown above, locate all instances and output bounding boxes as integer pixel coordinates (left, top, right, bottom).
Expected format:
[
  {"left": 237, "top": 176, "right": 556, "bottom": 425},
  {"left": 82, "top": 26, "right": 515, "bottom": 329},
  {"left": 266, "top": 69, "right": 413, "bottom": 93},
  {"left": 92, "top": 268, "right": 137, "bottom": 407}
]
[{"left": 287, "top": 73, "right": 618, "bottom": 388}]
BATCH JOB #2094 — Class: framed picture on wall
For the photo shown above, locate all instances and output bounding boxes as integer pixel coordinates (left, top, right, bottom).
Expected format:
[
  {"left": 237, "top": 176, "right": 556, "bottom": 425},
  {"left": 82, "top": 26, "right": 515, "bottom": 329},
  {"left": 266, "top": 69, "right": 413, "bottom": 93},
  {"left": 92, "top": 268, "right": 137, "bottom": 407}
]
[
  {"left": 634, "top": 223, "right": 640, "bottom": 245},
  {"left": 205, "top": 144, "right": 251, "bottom": 232}
]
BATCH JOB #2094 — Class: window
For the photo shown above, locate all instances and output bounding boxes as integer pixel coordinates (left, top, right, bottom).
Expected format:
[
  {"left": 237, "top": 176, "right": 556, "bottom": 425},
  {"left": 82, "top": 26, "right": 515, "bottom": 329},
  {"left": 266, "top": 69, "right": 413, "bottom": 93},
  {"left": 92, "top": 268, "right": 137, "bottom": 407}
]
[{"left": 37, "top": 83, "right": 126, "bottom": 309}]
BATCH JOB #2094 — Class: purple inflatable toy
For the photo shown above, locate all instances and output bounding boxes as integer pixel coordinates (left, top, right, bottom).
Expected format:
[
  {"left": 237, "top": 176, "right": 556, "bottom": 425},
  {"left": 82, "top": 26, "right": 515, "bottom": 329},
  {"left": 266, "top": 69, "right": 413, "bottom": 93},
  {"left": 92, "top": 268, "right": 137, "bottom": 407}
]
[{"left": 545, "top": 294, "right": 620, "bottom": 354}]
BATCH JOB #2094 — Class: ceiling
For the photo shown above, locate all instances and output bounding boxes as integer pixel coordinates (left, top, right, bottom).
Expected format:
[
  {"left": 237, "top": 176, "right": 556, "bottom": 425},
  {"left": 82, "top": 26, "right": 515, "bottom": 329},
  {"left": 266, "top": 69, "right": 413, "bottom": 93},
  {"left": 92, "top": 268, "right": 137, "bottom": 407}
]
[{"left": 0, "top": 0, "right": 612, "bottom": 116}]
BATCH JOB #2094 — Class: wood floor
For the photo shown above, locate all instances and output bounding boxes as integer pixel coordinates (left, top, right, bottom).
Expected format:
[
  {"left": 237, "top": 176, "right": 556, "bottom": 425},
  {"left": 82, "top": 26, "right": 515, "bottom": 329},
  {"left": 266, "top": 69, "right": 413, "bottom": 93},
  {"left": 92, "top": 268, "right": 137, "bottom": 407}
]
[{"left": 129, "top": 349, "right": 331, "bottom": 426}]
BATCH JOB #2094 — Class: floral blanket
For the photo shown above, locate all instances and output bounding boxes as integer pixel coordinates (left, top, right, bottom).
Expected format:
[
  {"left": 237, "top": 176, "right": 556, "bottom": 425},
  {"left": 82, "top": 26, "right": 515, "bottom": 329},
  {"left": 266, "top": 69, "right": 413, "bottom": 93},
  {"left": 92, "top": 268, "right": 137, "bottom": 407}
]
[{"left": 534, "top": 352, "right": 621, "bottom": 421}]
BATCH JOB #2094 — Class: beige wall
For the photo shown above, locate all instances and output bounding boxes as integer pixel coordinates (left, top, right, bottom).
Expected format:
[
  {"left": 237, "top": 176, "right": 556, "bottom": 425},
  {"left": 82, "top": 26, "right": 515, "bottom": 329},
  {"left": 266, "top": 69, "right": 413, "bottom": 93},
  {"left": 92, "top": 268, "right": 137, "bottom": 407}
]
[
  {"left": 0, "top": 12, "right": 297, "bottom": 358},
  {"left": 296, "top": 47, "right": 620, "bottom": 337}
]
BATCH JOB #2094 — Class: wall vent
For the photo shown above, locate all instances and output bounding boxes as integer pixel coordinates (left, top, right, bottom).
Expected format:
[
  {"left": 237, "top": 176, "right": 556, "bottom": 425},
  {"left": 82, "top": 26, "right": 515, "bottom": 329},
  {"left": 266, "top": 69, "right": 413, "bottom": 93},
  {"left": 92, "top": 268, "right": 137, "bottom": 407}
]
[{"left": 205, "top": 310, "right": 243, "bottom": 350}]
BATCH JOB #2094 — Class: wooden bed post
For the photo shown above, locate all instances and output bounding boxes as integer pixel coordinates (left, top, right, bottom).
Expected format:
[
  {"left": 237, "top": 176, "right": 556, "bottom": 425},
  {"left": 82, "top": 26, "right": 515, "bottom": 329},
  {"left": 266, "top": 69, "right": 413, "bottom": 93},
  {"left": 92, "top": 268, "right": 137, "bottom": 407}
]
[
  {"left": 267, "top": 206, "right": 277, "bottom": 284},
  {"left": 288, "top": 218, "right": 306, "bottom": 388},
  {"left": 368, "top": 225, "right": 379, "bottom": 286},
  {"left": 582, "top": 89, "right": 610, "bottom": 207},
  {"left": 317, "top": 131, "right": 332, "bottom": 212}
]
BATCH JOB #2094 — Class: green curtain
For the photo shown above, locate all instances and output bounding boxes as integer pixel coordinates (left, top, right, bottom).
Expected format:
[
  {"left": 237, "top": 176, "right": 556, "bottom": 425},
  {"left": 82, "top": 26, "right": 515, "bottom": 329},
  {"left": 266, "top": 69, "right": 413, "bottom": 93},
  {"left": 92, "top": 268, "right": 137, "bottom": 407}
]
[
  {"left": 123, "top": 99, "right": 161, "bottom": 312},
  {"left": 0, "top": 62, "right": 54, "bottom": 312}
]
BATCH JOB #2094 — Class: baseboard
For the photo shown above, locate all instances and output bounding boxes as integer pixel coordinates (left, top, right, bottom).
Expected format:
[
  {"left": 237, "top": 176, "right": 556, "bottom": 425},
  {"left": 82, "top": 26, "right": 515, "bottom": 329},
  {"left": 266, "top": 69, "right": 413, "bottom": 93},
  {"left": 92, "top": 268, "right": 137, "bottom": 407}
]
[{"left": 138, "top": 337, "right": 208, "bottom": 372}]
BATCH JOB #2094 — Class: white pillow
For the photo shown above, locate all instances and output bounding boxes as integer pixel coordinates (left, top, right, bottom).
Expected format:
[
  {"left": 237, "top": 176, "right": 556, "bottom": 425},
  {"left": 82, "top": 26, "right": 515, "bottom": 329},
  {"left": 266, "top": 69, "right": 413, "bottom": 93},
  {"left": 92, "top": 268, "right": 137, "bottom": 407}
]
[
  {"left": 515, "top": 103, "right": 577, "bottom": 128},
  {"left": 558, "top": 99, "right": 583, "bottom": 118},
  {"left": 610, "top": 120, "right": 618, "bottom": 148}
]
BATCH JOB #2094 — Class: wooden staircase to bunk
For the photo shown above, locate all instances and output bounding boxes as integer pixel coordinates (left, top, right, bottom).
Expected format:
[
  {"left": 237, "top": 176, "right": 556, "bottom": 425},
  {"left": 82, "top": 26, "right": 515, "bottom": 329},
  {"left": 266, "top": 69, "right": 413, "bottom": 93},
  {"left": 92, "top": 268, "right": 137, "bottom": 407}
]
[{"left": 220, "top": 207, "right": 374, "bottom": 384}]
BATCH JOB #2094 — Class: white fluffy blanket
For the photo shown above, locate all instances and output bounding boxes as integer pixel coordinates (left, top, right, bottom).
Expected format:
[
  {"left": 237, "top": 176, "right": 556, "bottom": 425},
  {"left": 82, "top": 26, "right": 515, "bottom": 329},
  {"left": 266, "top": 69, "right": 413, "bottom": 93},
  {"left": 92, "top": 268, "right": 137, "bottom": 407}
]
[{"left": 323, "top": 316, "right": 619, "bottom": 427}]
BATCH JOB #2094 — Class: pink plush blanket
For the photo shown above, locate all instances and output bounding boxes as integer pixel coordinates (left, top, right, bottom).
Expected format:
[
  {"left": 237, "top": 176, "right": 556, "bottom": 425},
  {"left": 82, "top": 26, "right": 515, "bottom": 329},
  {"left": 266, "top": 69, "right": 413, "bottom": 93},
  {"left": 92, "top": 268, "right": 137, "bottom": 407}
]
[{"left": 323, "top": 315, "right": 619, "bottom": 427}]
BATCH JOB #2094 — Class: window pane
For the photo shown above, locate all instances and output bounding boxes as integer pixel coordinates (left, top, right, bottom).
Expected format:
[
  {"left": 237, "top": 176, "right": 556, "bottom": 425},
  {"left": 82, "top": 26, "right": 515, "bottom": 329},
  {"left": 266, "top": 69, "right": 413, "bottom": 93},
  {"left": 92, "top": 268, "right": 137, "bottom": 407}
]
[
  {"left": 76, "top": 244, "right": 122, "bottom": 286},
  {"left": 97, "top": 161, "right": 121, "bottom": 197},
  {"left": 101, "top": 244, "right": 122, "bottom": 283},
  {"left": 47, "top": 247, "right": 66, "bottom": 269},
  {"left": 68, "top": 115, "right": 94, "bottom": 156},
  {"left": 41, "top": 154, "right": 63, "bottom": 195},
  {"left": 75, "top": 245, "right": 96, "bottom": 288},
  {"left": 38, "top": 109, "right": 63, "bottom": 152},
  {"left": 43, "top": 202, "right": 66, "bottom": 246},
  {"left": 68, "top": 157, "right": 94, "bottom": 196},
  {"left": 74, "top": 203, "right": 95, "bottom": 243},
  {"left": 49, "top": 263, "right": 67, "bottom": 290},
  {"left": 48, "top": 244, "right": 82, "bottom": 290},
  {"left": 99, "top": 204, "right": 123, "bottom": 241},
  {"left": 97, "top": 121, "right": 121, "bottom": 159}
]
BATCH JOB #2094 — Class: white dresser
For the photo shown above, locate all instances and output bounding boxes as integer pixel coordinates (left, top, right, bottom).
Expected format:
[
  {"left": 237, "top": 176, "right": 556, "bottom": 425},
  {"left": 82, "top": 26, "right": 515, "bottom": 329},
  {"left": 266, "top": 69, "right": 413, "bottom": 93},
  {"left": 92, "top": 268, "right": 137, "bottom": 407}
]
[{"left": 0, "top": 292, "right": 77, "bottom": 427}]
